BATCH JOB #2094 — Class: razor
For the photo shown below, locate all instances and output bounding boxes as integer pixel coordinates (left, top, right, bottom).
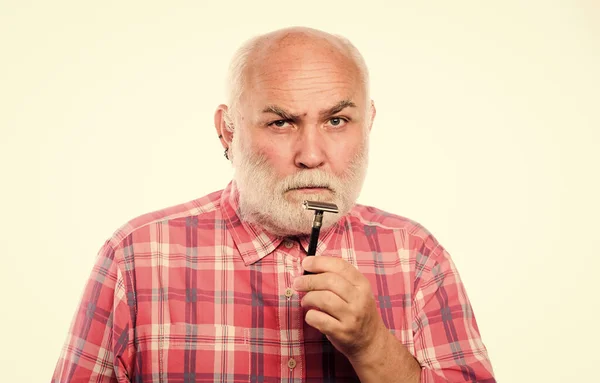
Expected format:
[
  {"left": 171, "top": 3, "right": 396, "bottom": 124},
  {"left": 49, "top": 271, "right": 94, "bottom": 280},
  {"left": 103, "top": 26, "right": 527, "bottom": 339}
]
[{"left": 302, "top": 200, "right": 339, "bottom": 274}]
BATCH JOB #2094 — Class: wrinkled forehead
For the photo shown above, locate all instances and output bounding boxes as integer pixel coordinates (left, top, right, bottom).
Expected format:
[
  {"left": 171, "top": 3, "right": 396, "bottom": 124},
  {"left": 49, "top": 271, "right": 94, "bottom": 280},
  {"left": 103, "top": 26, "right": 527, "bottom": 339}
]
[{"left": 242, "top": 44, "right": 367, "bottom": 115}]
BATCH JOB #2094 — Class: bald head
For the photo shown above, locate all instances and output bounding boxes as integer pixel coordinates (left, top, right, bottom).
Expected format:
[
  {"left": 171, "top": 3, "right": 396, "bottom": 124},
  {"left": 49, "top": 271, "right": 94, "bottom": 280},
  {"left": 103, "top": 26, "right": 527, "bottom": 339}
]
[{"left": 224, "top": 27, "right": 370, "bottom": 126}]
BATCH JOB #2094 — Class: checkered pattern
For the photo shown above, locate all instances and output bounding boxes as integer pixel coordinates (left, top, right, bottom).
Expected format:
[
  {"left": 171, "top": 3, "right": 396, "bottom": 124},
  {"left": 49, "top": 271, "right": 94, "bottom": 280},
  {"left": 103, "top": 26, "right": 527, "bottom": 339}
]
[{"left": 52, "top": 181, "right": 495, "bottom": 382}]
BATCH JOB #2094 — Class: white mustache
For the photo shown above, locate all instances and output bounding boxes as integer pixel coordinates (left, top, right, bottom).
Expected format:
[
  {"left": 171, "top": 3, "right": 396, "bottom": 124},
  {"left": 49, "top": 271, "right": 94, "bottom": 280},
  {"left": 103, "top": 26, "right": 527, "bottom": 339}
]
[{"left": 279, "top": 171, "right": 338, "bottom": 193}]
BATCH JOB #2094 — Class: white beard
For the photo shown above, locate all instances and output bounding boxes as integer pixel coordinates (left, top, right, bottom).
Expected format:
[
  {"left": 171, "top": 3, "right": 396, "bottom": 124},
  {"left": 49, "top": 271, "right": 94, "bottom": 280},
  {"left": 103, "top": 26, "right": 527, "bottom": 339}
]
[{"left": 230, "top": 133, "right": 369, "bottom": 236}]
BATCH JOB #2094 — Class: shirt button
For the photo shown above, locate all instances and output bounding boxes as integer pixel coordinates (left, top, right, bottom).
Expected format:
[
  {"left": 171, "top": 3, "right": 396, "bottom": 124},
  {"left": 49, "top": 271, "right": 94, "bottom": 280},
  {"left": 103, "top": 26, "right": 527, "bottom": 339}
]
[
  {"left": 284, "top": 288, "right": 293, "bottom": 298},
  {"left": 284, "top": 240, "right": 294, "bottom": 249},
  {"left": 287, "top": 358, "right": 297, "bottom": 369}
]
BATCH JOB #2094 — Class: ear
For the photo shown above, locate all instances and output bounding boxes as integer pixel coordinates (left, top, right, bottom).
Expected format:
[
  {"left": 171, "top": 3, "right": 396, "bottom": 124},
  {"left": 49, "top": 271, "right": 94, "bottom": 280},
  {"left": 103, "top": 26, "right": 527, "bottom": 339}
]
[
  {"left": 214, "top": 104, "right": 234, "bottom": 149},
  {"left": 367, "top": 99, "right": 376, "bottom": 132}
]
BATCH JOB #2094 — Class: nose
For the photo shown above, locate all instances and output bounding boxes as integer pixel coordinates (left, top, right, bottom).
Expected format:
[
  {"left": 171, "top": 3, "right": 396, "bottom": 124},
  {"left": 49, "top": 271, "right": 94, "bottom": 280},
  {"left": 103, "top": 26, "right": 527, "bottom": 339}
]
[{"left": 294, "top": 125, "right": 326, "bottom": 169}]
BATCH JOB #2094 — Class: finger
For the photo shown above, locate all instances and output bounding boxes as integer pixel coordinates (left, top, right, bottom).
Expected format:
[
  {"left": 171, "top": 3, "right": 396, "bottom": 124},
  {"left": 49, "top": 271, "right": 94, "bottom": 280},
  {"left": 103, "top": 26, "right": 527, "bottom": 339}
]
[
  {"left": 301, "top": 290, "right": 350, "bottom": 321},
  {"left": 293, "top": 272, "right": 355, "bottom": 302},
  {"left": 302, "top": 256, "right": 363, "bottom": 285},
  {"left": 304, "top": 308, "right": 339, "bottom": 336}
]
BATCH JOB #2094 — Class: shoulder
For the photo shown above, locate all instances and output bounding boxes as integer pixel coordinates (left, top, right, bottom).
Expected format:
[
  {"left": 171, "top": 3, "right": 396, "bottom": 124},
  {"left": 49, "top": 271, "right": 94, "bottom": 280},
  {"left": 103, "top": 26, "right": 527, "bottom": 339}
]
[
  {"left": 105, "top": 189, "right": 224, "bottom": 250},
  {"left": 347, "top": 203, "right": 445, "bottom": 256},
  {"left": 348, "top": 203, "right": 430, "bottom": 236}
]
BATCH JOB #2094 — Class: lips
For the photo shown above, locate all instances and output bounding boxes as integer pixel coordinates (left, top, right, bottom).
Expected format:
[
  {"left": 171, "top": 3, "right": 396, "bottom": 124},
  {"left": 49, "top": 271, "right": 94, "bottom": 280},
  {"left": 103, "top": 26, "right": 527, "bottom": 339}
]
[
  {"left": 286, "top": 186, "right": 333, "bottom": 195},
  {"left": 288, "top": 185, "right": 329, "bottom": 191}
]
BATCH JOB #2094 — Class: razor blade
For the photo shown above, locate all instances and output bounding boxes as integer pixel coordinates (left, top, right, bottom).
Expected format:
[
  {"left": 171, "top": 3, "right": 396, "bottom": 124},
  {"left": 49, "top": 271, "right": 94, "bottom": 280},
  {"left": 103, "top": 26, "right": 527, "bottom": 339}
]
[{"left": 302, "top": 200, "right": 339, "bottom": 214}]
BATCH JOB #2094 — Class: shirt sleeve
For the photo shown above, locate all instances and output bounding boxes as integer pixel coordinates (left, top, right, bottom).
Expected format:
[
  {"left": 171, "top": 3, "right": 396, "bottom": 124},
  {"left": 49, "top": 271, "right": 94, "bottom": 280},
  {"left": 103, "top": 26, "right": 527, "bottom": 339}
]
[
  {"left": 52, "top": 241, "right": 134, "bottom": 383},
  {"left": 412, "top": 237, "right": 496, "bottom": 382}
]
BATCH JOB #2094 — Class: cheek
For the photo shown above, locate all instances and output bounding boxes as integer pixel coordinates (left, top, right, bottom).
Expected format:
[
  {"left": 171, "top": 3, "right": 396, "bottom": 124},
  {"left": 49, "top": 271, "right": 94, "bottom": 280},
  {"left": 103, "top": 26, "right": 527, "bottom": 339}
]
[
  {"left": 328, "top": 138, "right": 365, "bottom": 174},
  {"left": 253, "top": 140, "right": 294, "bottom": 173}
]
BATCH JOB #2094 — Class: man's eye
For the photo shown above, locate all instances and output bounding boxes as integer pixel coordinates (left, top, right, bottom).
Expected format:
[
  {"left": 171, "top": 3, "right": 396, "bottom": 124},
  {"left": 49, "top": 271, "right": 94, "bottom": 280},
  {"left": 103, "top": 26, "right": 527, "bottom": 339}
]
[
  {"left": 328, "top": 117, "right": 348, "bottom": 127},
  {"left": 268, "top": 120, "right": 291, "bottom": 128}
]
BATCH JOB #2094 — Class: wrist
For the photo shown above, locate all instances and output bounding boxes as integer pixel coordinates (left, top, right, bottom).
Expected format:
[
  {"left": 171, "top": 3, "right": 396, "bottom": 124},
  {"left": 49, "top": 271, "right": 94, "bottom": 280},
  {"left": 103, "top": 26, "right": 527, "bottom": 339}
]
[
  {"left": 346, "top": 324, "right": 392, "bottom": 367},
  {"left": 348, "top": 328, "right": 421, "bottom": 383}
]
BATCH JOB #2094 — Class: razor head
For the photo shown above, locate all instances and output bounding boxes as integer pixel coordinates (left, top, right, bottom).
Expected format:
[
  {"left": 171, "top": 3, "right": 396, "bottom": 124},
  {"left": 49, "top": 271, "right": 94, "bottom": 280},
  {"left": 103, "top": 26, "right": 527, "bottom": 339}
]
[{"left": 302, "top": 200, "right": 339, "bottom": 214}]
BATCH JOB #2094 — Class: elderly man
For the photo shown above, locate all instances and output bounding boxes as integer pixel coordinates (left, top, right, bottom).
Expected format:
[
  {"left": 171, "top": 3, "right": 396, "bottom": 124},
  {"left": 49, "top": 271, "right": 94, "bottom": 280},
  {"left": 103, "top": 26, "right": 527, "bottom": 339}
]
[{"left": 53, "top": 27, "right": 495, "bottom": 382}]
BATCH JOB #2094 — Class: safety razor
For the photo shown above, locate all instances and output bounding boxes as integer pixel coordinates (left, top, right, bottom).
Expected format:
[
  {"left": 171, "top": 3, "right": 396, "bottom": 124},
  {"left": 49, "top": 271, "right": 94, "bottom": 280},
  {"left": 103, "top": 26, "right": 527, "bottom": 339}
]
[{"left": 302, "top": 200, "right": 339, "bottom": 274}]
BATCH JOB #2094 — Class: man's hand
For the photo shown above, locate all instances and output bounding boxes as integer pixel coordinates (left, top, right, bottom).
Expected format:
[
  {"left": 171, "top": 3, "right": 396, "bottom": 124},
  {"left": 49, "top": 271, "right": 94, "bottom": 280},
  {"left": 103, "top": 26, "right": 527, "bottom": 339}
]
[
  {"left": 293, "top": 256, "right": 389, "bottom": 362},
  {"left": 293, "top": 256, "right": 421, "bottom": 382}
]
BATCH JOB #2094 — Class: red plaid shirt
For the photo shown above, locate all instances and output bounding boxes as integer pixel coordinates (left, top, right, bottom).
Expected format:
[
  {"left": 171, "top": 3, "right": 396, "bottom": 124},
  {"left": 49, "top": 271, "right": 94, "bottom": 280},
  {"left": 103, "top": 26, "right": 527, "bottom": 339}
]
[{"left": 53, "top": 181, "right": 495, "bottom": 382}]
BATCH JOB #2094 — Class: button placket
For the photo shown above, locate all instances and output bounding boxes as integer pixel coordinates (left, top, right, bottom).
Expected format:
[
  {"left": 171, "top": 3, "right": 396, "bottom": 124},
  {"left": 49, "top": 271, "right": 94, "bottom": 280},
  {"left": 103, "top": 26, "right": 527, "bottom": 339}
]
[{"left": 279, "top": 247, "right": 302, "bottom": 379}]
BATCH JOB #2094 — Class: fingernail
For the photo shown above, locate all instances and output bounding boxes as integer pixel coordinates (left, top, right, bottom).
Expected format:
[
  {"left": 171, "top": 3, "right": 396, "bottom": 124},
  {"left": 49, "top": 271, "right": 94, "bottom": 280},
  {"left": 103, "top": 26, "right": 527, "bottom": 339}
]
[{"left": 303, "top": 257, "right": 312, "bottom": 267}]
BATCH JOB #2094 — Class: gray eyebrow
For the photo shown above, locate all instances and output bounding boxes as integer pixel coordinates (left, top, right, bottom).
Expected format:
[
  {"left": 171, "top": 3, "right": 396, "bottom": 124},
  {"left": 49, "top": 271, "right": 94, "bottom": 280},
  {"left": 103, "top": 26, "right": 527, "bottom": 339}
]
[
  {"left": 319, "top": 100, "right": 356, "bottom": 117},
  {"left": 262, "top": 105, "right": 300, "bottom": 120},
  {"left": 262, "top": 99, "right": 357, "bottom": 120}
]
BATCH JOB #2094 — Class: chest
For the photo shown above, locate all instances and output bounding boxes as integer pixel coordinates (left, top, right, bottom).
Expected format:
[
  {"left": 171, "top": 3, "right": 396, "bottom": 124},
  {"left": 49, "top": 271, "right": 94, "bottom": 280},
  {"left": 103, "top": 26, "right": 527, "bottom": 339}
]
[{"left": 128, "top": 238, "right": 414, "bottom": 382}]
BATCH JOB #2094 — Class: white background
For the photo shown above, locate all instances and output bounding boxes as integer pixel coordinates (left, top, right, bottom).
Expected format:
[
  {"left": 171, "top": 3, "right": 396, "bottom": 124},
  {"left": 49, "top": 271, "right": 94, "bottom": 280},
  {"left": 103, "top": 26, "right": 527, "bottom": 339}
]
[{"left": 1, "top": 1, "right": 599, "bottom": 382}]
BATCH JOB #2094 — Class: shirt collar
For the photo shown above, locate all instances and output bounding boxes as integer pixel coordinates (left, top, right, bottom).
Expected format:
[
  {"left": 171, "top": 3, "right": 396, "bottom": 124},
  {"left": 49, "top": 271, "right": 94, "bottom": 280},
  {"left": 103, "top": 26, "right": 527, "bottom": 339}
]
[{"left": 220, "top": 181, "right": 345, "bottom": 266}]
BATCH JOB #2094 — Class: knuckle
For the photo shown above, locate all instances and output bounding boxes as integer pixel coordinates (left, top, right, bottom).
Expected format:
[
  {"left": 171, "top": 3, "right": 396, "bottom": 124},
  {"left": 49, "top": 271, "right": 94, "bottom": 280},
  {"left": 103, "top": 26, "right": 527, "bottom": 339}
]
[
  {"left": 326, "top": 274, "right": 337, "bottom": 288},
  {"left": 323, "top": 291, "right": 335, "bottom": 308},
  {"left": 306, "top": 276, "right": 315, "bottom": 291}
]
